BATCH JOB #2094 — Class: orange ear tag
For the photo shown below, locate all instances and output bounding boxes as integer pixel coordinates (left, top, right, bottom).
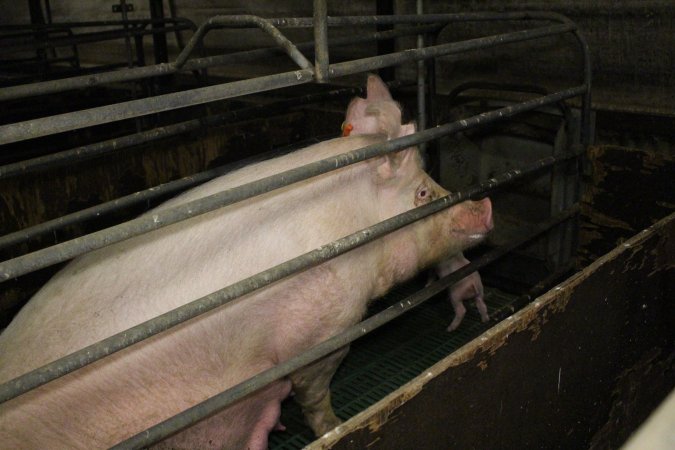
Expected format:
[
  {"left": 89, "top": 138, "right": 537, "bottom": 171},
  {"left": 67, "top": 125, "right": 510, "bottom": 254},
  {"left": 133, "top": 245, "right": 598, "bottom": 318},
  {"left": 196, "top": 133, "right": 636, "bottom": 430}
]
[{"left": 341, "top": 122, "right": 353, "bottom": 137}]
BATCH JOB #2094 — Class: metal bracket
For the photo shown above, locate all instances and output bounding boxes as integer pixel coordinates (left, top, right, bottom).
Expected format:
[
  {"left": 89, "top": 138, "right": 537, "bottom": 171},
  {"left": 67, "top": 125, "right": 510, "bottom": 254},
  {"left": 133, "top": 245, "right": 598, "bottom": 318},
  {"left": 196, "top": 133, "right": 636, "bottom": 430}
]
[{"left": 112, "top": 3, "right": 134, "bottom": 13}]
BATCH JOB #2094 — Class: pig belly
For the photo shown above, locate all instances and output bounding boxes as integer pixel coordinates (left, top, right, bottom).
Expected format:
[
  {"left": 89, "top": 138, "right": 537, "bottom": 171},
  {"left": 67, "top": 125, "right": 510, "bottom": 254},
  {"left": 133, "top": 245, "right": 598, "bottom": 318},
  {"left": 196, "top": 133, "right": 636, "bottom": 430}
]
[
  {"left": 153, "top": 380, "right": 292, "bottom": 450},
  {"left": 0, "top": 254, "right": 372, "bottom": 449}
]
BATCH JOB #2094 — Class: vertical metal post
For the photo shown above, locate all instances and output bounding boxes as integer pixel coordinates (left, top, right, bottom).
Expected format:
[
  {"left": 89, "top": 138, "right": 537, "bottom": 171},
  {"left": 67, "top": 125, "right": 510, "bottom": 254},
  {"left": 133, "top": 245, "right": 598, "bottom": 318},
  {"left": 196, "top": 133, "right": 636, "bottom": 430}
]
[
  {"left": 149, "top": 0, "right": 169, "bottom": 64},
  {"left": 118, "top": 0, "right": 142, "bottom": 131},
  {"left": 44, "top": 0, "right": 53, "bottom": 24},
  {"left": 426, "top": 30, "right": 441, "bottom": 181},
  {"left": 167, "top": 0, "right": 185, "bottom": 50},
  {"left": 313, "top": 0, "right": 329, "bottom": 82},
  {"left": 28, "top": 0, "right": 48, "bottom": 75},
  {"left": 577, "top": 31, "right": 593, "bottom": 148},
  {"left": 149, "top": 0, "right": 169, "bottom": 93},
  {"left": 416, "top": 0, "right": 427, "bottom": 153},
  {"left": 376, "top": 0, "right": 395, "bottom": 81},
  {"left": 119, "top": 0, "right": 135, "bottom": 68},
  {"left": 548, "top": 114, "right": 579, "bottom": 271}
]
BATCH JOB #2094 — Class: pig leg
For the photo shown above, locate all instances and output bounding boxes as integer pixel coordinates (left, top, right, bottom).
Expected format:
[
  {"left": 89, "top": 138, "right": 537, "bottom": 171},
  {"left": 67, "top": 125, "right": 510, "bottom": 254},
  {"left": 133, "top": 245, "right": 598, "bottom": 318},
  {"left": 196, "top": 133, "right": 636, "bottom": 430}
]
[
  {"left": 290, "top": 347, "right": 349, "bottom": 436},
  {"left": 245, "top": 397, "right": 286, "bottom": 450},
  {"left": 475, "top": 293, "right": 490, "bottom": 324},
  {"left": 447, "top": 293, "right": 467, "bottom": 332},
  {"left": 449, "top": 271, "right": 488, "bottom": 331}
]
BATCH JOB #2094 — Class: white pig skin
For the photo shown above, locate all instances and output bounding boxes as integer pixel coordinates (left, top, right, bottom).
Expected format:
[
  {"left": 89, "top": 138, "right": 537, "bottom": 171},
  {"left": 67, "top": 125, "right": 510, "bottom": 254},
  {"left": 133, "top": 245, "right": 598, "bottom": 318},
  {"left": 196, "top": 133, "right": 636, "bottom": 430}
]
[
  {"left": 0, "top": 75, "right": 492, "bottom": 450},
  {"left": 427, "top": 253, "right": 490, "bottom": 331}
]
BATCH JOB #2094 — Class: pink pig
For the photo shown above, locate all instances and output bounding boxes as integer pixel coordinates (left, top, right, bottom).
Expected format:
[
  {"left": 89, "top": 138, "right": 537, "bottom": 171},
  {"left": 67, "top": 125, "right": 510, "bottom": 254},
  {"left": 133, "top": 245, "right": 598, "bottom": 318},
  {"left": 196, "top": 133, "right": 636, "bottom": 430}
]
[
  {"left": 427, "top": 254, "right": 490, "bottom": 331},
  {"left": 343, "top": 79, "right": 489, "bottom": 332},
  {"left": 0, "top": 75, "right": 492, "bottom": 449}
]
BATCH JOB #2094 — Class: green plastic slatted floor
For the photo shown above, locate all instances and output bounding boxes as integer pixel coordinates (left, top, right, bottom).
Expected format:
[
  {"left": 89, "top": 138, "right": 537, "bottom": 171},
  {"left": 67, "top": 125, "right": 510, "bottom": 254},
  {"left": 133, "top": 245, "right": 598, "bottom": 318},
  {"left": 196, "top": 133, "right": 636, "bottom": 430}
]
[{"left": 269, "top": 278, "right": 517, "bottom": 449}]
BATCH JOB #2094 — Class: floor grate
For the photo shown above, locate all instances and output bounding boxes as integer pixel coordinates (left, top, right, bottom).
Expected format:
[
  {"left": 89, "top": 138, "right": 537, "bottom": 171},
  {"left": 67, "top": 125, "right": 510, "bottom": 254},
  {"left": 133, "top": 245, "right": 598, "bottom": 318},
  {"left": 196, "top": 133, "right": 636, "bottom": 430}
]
[{"left": 269, "top": 277, "right": 518, "bottom": 449}]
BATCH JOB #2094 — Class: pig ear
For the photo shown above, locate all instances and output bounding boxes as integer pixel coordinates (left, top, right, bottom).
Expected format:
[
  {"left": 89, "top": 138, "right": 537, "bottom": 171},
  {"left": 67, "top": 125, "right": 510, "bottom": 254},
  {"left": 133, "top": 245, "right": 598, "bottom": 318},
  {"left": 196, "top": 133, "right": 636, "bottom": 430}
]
[
  {"left": 345, "top": 97, "right": 368, "bottom": 125},
  {"left": 366, "top": 74, "right": 393, "bottom": 101},
  {"left": 364, "top": 101, "right": 403, "bottom": 139},
  {"left": 376, "top": 147, "right": 420, "bottom": 181},
  {"left": 398, "top": 122, "right": 416, "bottom": 138}
]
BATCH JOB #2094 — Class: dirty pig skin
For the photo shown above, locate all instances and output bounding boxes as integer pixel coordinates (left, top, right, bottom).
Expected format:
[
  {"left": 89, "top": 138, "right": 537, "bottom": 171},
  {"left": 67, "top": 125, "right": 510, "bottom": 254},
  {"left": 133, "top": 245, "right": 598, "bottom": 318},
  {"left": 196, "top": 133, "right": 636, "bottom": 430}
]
[{"left": 0, "top": 75, "right": 493, "bottom": 450}]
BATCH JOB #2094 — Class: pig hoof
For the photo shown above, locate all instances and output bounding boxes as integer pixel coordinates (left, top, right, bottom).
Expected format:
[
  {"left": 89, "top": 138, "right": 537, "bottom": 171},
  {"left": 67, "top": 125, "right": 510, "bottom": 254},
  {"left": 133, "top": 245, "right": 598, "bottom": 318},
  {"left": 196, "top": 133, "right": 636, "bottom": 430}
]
[{"left": 311, "top": 414, "right": 342, "bottom": 437}]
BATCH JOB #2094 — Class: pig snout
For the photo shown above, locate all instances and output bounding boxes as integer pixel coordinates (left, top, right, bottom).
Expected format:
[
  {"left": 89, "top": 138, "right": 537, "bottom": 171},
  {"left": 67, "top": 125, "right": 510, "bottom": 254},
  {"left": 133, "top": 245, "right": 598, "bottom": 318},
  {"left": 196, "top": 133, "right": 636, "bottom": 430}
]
[{"left": 450, "top": 197, "right": 493, "bottom": 241}]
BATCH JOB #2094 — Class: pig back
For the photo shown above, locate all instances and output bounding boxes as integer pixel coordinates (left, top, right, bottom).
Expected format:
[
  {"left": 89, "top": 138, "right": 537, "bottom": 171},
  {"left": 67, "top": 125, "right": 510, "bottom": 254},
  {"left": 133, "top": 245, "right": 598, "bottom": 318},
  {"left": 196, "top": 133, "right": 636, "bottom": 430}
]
[
  {"left": 0, "top": 133, "right": 389, "bottom": 380},
  {"left": 0, "top": 133, "right": 412, "bottom": 448}
]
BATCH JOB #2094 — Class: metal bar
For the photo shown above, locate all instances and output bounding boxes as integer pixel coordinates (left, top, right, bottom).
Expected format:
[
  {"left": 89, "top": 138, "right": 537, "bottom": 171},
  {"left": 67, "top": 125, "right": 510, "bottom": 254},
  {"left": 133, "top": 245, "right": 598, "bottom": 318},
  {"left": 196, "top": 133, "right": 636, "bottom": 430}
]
[
  {"left": 328, "top": 22, "right": 575, "bottom": 78},
  {"left": 0, "top": 69, "right": 315, "bottom": 145},
  {"left": 0, "top": 169, "right": 214, "bottom": 252},
  {"left": 119, "top": 0, "right": 135, "bottom": 68},
  {"left": 0, "top": 25, "right": 436, "bottom": 102},
  {"left": 313, "top": 0, "right": 329, "bottom": 81},
  {"left": 0, "top": 85, "right": 586, "bottom": 282},
  {"left": 375, "top": 0, "right": 395, "bottom": 82},
  {"left": 0, "top": 83, "right": 374, "bottom": 180},
  {"left": 167, "top": 0, "right": 185, "bottom": 50},
  {"left": 0, "top": 62, "right": 175, "bottom": 101},
  {"left": 574, "top": 30, "right": 593, "bottom": 146},
  {"left": 0, "top": 121, "right": 196, "bottom": 179},
  {"left": 0, "top": 84, "right": 378, "bottom": 248},
  {"left": 0, "top": 18, "right": 195, "bottom": 30},
  {"left": 4, "top": 24, "right": 193, "bottom": 53},
  {"left": 174, "top": 15, "right": 313, "bottom": 70},
  {"left": 0, "top": 11, "right": 567, "bottom": 33},
  {"left": 0, "top": 23, "right": 574, "bottom": 145},
  {"left": 111, "top": 205, "right": 579, "bottom": 449},
  {"left": 44, "top": 0, "right": 53, "bottom": 25},
  {"left": 27, "top": 0, "right": 47, "bottom": 71},
  {"left": 149, "top": 0, "right": 169, "bottom": 65},
  {"left": 548, "top": 116, "right": 576, "bottom": 271},
  {"left": 0, "top": 150, "right": 575, "bottom": 405},
  {"left": 416, "top": 0, "right": 427, "bottom": 152},
  {"left": 267, "top": 11, "right": 574, "bottom": 28}
]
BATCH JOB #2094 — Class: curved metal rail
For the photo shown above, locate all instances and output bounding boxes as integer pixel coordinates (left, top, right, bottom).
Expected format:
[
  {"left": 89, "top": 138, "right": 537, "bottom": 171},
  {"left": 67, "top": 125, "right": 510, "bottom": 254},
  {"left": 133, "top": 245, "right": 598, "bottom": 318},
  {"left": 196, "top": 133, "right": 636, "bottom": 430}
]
[
  {"left": 0, "top": 11, "right": 591, "bottom": 144},
  {"left": 0, "top": 8, "right": 592, "bottom": 449}
]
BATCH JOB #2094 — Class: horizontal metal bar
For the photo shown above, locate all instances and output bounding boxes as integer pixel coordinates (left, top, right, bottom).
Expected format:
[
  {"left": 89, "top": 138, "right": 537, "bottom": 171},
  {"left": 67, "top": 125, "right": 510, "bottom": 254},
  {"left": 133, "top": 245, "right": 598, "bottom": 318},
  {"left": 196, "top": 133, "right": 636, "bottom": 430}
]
[
  {"left": 0, "top": 11, "right": 569, "bottom": 35},
  {"left": 0, "top": 84, "right": 406, "bottom": 250},
  {"left": 328, "top": 22, "right": 574, "bottom": 78},
  {"left": 0, "top": 69, "right": 315, "bottom": 145},
  {"left": 0, "top": 63, "right": 174, "bottom": 102},
  {"left": 112, "top": 205, "right": 580, "bottom": 449},
  {"left": 5, "top": 24, "right": 193, "bottom": 53},
  {"left": 0, "top": 92, "right": 384, "bottom": 250},
  {"left": 0, "top": 28, "right": 74, "bottom": 42},
  {"left": 269, "top": 11, "right": 574, "bottom": 28},
  {"left": 0, "top": 150, "right": 571, "bottom": 405},
  {"left": 0, "top": 169, "right": 215, "bottom": 251},
  {"left": 0, "top": 85, "right": 586, "bottom": 282},
  {"left": 0, "top": 19, "right": 577, "bottom": 143},
  {"left": 0, "top": 18, "right": 194, "bottom": 31},
  {"left": 0, "top": 25, "right": 435, "bottom": 101},
  {"left": 0, "top": 83, "right": 374, "bottom": 180}
]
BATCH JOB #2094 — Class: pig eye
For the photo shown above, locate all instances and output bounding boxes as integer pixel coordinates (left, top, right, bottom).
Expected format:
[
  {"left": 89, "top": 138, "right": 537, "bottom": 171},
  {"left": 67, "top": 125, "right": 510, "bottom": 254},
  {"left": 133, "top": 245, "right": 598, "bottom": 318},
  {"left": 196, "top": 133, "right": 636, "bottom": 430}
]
[{"left": 415, "top": 185, "right": 433, "bottom": 205}]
